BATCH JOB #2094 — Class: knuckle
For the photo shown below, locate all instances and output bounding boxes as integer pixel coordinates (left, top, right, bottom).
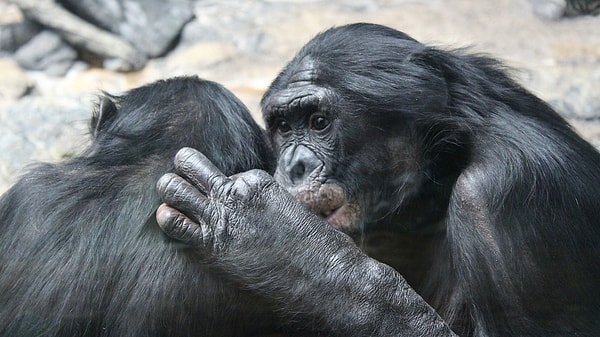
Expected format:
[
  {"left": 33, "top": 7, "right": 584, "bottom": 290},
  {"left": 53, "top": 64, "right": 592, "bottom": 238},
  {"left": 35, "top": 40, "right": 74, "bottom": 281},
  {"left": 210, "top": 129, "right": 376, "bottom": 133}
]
[
  {"left": 236, "top": 170, "right": 274, "bottom": 194},
  {"left": 231, "top": 177, "right": 253, "bottom": 198},
  {"left": 247, "top": 169, "right": 273, "bottom": 183},
  {"left": 210, "top": 178, "right": 232, "bottom": 203},
  {"left": 190, "top": 225, "right": 208, "bottom": 247},
  {"left": 222, "top": 170, "right": 281, "bottom": 209},
  {"left": 171, "top": 214, "right": 192, "bottom": 240},
  {"left": 208, "top": 174, "right": 226, "bottom": 192},
  {"left": 174, "top": 214, "right": 207, "bottom": 247},
  {"left": 156, "top": 173, "right": 179, "bottom": 193},
  {"left": 166, "top": 179, "right": 189, "bottom": 201}
]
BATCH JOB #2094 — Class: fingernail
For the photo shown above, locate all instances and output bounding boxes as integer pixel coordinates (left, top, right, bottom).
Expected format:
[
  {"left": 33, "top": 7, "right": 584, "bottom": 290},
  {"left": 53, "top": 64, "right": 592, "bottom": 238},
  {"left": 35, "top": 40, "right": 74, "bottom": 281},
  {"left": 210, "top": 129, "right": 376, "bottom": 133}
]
[{"left": 156, "top": 204, "right": 175, "bottom": 225}]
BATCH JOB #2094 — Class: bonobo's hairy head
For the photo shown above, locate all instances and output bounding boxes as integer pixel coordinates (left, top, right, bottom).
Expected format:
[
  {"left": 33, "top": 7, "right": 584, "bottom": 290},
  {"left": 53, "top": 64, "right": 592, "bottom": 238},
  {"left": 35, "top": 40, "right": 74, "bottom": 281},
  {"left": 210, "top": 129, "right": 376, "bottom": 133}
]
[
  {"left": 261, "top": 23, "right": 466, "bottom": 233},
  {"left": 89, "top": 76, "right": 273, "bottom": 175}
]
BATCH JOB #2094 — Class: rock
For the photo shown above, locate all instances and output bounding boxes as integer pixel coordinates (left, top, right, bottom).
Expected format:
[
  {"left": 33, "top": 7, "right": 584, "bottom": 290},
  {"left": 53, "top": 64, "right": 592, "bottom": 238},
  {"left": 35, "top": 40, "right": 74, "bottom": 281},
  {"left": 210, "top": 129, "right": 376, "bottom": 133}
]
[
  {"left": 58, "top": 0, "right": 194, "bottom": 57},
  {"left": 530, "top": 0, "right": 600, "bottom": 19},
  {"left": 177, "top": 19, "right": 221, "bottom": 47},
  {"left": 13, "top": 30, "right": 77, "bottom": 76},
  {"left": 164, "top": 42, "right": 239, "bottom": 74},
  {"left": 61, "top": 68, "right": 127, "bottom": 96},
  {"left": 0, "top": 96, "right": 91, "bottom": 188},
  {"left": 0, "top": 162, "right": 13, "bottom": 194},
  {"left": 179, "top": 19, "right": 270, "bottom": 54},
  {"left": 552, "top": 82, "right": 600, "bottom": 121},
  {"left": 0, "top": 20, "right": 41, "bottom": 53},
  {"left": 530, "top": 0, "right": 566, "bottom": 20},
  {"left": 0, "top": 58, "right": 33, "bottom": 100},
  {"left": 183, "top": 2, "right": 276, "bottom": 54}
]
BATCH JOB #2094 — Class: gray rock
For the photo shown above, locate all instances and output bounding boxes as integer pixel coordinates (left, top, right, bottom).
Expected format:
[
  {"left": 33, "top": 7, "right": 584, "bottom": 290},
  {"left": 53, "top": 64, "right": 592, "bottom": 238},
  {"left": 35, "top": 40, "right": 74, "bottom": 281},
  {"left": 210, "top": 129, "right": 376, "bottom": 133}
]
[
  {"left": 552, "top": 83, "right": 600, "bottom": 121},
  {"left": 58, "top": 0, "right": 194, "bottom": 57},
  {"left": 13, "top": 30, "right": 77, "bottom": 76},
  {"left": 0, "top": 95, "right": 90, "bottom": 188},
  {"left": 530, "top": 0, "right": 567, "bottom": 20},
  {"left": 164, "top": 41, "right": 239, "bottom": 73},
  {"left": 0, "top": 20, "right": 41, "bottom": 53}
]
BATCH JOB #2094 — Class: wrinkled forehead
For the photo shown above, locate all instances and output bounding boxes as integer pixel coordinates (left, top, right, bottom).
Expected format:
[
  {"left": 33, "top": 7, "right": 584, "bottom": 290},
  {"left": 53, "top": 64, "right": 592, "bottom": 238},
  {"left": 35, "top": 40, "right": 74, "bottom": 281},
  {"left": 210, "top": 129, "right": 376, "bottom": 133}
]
[
  {"left": 262, "top": 57, "right": 332, "bottom": 120},
  {"left": 261, "top": 25, "right": 425, "bottom": 122}
]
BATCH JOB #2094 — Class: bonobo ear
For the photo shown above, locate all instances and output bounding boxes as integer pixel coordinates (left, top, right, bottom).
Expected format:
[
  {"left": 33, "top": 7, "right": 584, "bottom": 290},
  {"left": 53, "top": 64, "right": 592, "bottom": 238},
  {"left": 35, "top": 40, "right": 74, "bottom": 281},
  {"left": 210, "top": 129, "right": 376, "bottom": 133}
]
[
  {"left": 410, "top": 47, "right": 470, "bottom": 91},
  {"left": 91, "top": 95, "right": 118, "bottom": 138},
  {"left": 409, "top": 48, "right": 449, "bottom": 83},
  {"left": 406, "top": 48, "right": 450, "bottom": 112}
]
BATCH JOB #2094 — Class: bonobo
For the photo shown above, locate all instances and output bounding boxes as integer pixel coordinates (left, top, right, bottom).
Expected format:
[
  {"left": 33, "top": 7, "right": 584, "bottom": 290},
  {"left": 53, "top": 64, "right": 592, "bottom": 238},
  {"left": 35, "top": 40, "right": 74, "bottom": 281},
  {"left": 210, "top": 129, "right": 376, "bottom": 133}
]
[
  {"left": 156, "top": 23, "right": 600, "bottom": 337},
  {"left": 0, "top": 77, "right": 303, "bottom": 337}
]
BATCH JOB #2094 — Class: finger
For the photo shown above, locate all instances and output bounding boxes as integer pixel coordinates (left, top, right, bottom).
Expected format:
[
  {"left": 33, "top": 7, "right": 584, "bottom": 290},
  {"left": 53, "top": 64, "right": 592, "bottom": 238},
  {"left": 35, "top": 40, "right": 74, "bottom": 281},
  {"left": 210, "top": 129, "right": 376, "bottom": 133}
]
[
  {"left": 156, "top": 204, "right": 212, "bottom": 247},
  {"left": 173, "top": 147, "right": 228, "bottom": 195},
  {"left": 156, "top": 173, "right": 210, "bottom": 222}
]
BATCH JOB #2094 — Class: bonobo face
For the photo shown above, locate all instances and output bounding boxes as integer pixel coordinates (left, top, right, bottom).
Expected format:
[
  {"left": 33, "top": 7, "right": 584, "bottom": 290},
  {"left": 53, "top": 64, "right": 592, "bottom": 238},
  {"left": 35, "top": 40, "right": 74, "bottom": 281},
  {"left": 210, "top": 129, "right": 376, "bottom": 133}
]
[
  {"left": 261, "top": 24, "right": 451, "bottom": 234},
  {"left": 261, "top": 59, "right": 423, "bottom": 234},
  {"left": 262, "top": 60, "right": 362, "bottom": 233},
  {"left": 262, "top": 81, "right": 360, "bottom": 232}
]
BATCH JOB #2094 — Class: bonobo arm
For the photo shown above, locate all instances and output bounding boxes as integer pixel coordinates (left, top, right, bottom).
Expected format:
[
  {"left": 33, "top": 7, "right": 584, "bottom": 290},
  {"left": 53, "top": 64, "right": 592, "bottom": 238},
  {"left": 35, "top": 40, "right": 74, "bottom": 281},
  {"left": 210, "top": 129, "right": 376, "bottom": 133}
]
[{"left": 156, "top": 147, "right": 456, "bottom": 337}]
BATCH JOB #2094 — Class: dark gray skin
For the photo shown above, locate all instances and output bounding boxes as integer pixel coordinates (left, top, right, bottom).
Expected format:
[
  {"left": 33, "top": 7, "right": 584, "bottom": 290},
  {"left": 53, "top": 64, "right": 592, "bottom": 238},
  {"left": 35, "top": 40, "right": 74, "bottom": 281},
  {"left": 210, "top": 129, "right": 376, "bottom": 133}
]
[{"left": 156, "top": 147, "right": 456, "bottom": 337}]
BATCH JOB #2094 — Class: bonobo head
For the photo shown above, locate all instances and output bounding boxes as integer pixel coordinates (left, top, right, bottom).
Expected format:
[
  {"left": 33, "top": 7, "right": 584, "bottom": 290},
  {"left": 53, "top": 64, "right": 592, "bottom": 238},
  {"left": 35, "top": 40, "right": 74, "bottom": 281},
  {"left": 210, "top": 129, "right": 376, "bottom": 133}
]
[
  {"left": 88, "top": 76, "right": 273, "bottom": 175},
  {"left": 261, "top": 23, "right": 459, "bottom": 234}
]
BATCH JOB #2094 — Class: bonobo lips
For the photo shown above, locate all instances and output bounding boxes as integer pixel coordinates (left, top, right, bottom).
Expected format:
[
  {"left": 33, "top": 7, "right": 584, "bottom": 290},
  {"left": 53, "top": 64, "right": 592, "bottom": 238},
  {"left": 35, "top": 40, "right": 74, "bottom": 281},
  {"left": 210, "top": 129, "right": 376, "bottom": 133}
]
[{"left": 292, "top": 183, "right": 361, "bottom": 233}]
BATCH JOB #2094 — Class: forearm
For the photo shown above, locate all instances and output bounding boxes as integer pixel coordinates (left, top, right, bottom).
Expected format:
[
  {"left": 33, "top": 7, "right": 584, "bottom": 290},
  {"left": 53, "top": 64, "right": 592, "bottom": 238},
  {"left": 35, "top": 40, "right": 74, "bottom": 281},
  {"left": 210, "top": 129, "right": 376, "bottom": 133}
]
[
  {"left": 215, "top": 216, "right": 455, "bottom": 337},
  {"left": 281, "top": 250, "right": 456, "bottom": 337}
]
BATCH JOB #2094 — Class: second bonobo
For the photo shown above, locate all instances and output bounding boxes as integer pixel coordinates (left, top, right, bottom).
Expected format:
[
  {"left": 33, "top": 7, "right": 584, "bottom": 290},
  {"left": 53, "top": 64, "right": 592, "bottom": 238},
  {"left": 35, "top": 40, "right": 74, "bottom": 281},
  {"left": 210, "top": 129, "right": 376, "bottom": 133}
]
[{"left": 158, "top": 23, "right": 600, "bottom": 337}]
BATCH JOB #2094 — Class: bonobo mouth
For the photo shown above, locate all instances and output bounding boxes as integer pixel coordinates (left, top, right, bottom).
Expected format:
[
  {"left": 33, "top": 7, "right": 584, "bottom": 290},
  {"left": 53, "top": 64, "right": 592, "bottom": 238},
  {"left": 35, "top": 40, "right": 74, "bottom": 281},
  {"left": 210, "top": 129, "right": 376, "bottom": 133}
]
[{"left": 291, "top": 183, "right": 361, "bottom": 233}]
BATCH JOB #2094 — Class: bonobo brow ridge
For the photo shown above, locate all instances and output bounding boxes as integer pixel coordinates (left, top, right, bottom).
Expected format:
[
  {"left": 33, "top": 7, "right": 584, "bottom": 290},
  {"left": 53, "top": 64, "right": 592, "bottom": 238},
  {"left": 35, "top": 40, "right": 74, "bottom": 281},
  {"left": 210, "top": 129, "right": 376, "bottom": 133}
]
[{"left": 264, "top": 84, "right": 331, "bottom": 119}]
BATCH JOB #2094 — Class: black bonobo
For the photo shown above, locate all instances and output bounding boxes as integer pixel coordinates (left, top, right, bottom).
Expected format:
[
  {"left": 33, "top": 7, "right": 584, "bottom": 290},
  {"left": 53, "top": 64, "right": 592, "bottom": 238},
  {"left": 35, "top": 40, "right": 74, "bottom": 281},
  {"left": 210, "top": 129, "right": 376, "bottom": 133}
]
[
  {"left": 156, "top": 24, "right": 600, "bottom": 337},
  {"left": 0, "top": 77, "right": 301, "bottom": 337}
]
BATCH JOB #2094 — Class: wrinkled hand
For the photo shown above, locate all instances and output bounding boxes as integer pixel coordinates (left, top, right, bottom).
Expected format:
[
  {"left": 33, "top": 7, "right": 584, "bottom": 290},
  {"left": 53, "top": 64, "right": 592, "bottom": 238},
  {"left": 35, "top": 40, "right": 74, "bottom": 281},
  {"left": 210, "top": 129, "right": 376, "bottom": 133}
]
[
  {"left": 155, "top": 147, "right": 356, "bottom": 277},
  {"left": 155, "top": 148, "right": 456, "bottom": 337},
  {"left": 156, "top": 147, "right": 286, "bottom": 252}
]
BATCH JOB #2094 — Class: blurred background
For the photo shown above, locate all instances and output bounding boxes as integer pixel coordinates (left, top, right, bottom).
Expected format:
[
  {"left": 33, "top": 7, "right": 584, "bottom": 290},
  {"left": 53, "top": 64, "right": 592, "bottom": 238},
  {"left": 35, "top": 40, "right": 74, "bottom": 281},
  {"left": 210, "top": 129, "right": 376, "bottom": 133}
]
[{"left": 0, "top": 0, "right": 598, "bottom": 193}]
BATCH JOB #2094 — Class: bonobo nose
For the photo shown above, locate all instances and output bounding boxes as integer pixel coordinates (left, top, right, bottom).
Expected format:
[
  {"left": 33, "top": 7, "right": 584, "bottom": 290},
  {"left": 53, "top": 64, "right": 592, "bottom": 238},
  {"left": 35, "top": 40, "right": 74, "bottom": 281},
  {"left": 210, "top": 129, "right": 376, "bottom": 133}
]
[{"left": 278, "top": 145, "right": 321, "bottom": 186}]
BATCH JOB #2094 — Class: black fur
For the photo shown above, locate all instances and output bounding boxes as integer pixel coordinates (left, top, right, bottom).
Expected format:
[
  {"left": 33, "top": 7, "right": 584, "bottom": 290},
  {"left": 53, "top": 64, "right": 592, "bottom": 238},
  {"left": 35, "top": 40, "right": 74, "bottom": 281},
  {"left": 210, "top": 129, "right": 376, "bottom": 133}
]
[
  {"left": 0, "top": 77, "right": 278, "bottom": 336},
  {"left": 262, "top": 23, "right": 600, "bottom": 336}
]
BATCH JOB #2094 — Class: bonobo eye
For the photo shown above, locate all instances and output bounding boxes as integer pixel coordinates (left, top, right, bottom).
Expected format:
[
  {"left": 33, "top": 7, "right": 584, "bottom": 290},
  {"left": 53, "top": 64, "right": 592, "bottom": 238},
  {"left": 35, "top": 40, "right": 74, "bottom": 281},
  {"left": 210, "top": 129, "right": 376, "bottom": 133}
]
[
  {"left": 275, "top": 118, "right": 292, "bottom": 135},
  {"left": 310, "top": 115, "right": 330, "bottom": 131}
]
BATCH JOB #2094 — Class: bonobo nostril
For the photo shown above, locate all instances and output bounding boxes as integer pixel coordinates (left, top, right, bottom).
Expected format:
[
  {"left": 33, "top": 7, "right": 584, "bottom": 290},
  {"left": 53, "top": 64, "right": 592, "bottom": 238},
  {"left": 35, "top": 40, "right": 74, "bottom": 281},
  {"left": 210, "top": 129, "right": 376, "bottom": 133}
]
[
  {"left": 290, "top": 162, "right": 306, "bottom": 183},
  {"left": 279, "top": 145, "right": 321, "bottom": 186}
]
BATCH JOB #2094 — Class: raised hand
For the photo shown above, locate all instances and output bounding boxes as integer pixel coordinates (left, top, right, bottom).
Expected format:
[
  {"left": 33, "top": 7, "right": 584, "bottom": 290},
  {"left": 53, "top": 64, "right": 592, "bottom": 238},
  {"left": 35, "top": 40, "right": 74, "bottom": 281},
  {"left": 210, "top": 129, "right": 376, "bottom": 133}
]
[{"left": 156, "top": 147, "right": 455, "bottom": 337}]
